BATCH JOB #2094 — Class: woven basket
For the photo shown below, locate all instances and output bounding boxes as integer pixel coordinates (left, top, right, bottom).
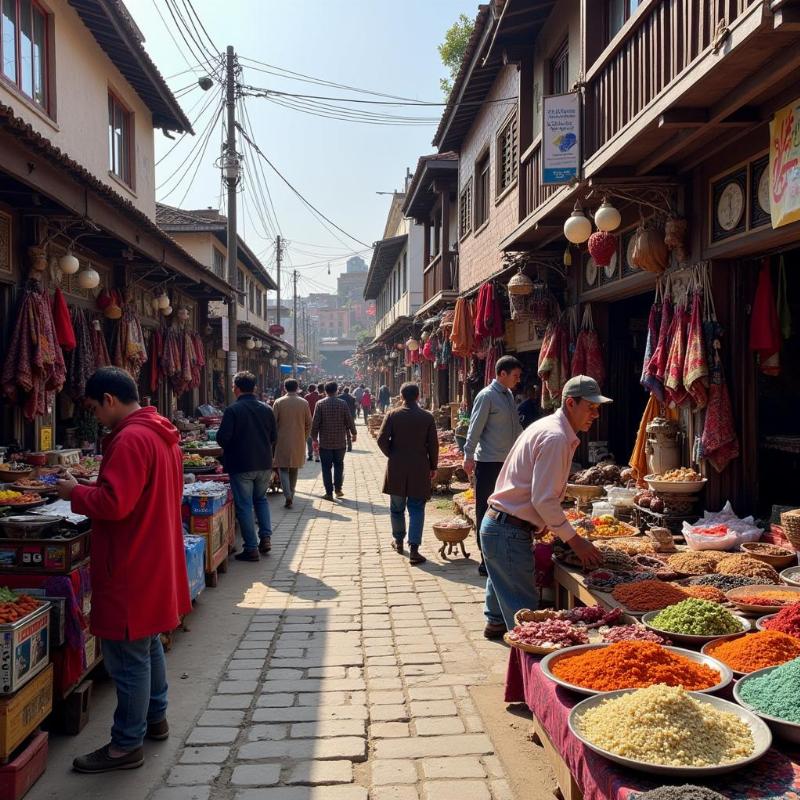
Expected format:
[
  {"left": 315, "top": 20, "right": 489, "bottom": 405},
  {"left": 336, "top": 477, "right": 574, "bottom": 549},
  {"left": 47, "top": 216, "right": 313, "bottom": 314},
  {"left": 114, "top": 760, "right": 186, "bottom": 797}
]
[
  {"left": 513, "top": 608, "right": 558, "bottom": 626},
  {"left": 503, "top": 632, "right": 559, "bottom": 656},
  {"left": 432, "top": 524, "right": 470, "bottom": 544},
  {"left": 781, "top": 510, "right": 800, "bottom": 550}
]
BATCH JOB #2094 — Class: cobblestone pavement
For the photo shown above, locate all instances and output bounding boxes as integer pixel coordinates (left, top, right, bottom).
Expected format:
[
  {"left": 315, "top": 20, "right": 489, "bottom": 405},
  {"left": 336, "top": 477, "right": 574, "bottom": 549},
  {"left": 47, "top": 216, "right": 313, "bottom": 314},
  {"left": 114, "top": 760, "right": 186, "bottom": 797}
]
[{"left": 152, "top": 426, "right": 515, "bottom": 800}]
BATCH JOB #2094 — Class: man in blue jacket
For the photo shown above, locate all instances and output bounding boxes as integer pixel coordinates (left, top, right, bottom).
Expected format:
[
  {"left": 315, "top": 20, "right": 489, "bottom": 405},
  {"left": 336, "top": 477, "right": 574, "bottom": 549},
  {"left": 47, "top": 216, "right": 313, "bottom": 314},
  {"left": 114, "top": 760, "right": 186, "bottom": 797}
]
[
  {"left": 463, "top": 355, "right": 523, "bottom": 576},
  {"left": 217, "top": 371, "right": 277, "bottom": 562}
]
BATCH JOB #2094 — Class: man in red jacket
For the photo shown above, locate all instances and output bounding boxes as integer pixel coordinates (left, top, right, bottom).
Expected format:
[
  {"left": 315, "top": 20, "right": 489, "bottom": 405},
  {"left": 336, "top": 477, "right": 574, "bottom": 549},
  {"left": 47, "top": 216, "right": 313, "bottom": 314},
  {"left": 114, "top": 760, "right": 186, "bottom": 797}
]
[{"left": 57, "top": 367, "right": 190, "bottom": 773}]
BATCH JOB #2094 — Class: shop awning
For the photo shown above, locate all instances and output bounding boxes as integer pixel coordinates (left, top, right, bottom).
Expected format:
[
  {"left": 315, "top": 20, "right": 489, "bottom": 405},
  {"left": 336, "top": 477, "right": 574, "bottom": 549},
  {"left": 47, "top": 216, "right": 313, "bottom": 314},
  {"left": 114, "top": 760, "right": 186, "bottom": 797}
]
[{"left": 364, "top": 234, "right": 407, "bottom": 300}]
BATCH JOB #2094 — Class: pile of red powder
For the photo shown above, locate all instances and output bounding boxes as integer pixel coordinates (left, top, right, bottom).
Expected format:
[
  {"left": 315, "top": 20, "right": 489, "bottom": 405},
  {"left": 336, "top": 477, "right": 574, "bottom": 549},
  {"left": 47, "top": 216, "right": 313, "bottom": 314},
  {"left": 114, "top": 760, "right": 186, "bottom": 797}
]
[{"left": 762, "top": 601, "right": 800, "bottom": 637}]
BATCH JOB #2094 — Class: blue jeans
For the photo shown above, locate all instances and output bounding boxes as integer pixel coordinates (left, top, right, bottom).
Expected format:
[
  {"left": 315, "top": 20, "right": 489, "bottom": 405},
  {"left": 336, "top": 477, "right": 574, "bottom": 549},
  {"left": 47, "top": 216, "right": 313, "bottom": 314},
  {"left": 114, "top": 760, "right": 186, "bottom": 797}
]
[
  {"left": 307, "top": 436, "right": 314, "bottom": 459},
  {"left": 390, "top": 496, "right": 426, "bottom": 546},
  {"left": 230, "top": 470, "right": 272, "bottom": 552},
  {"left": 481, "top": 515, "right": 538, "bottom": 629},
  {"left": 319, "top": 448, "right": 345, "bottom": 495},
  {"left": 102, "top": 635, "right": 167, "bottom": 751}
]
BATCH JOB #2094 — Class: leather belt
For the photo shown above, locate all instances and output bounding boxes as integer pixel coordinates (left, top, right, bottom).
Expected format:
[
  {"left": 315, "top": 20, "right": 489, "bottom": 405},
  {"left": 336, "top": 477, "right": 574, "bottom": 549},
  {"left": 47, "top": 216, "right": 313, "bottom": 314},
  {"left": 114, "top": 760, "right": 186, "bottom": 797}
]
[{"left": 486, "top": 506, "right": 534, "bottom": 533}]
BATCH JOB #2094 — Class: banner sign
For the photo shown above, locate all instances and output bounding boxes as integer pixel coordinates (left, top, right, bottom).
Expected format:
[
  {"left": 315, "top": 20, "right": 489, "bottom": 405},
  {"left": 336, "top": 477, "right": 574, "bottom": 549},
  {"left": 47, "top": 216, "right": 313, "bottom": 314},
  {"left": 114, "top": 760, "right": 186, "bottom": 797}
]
[
  {"left": 542, "top": 92, "right": 580, "bottom": 185},
  {"left": 769, "top": 97, "right": 800, "bottom": 229}
]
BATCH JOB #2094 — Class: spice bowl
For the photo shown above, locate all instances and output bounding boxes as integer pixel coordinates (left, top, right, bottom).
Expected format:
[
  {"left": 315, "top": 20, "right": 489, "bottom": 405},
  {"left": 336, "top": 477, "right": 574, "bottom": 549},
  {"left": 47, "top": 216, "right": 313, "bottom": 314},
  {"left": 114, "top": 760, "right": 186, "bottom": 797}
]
[
  {"left": 539, "top": 642, "right": 733, "bottom": 696},
  {"left": 644, "top": 474, "right": 708, "bottom": 495},
  {"left": 740, "top": 542, "right": 797, "bottom": 569},
  {"left": 725, "top": 584, "right": 800, "bottom": 614},
  {"left": 734, "top": 666, "right": 800, "bottom": 744},
  {"left": 642, "top": 610, "right": 751, "bottom": 647},
  {"left": 569, "top": 689, "right": 772, "bottom": 776},
  {"left": 780, "top": 566, "right": 800, "bottom": 587},
  {"left": 755, "top": 614, "right": 777, "bottom": 631}
]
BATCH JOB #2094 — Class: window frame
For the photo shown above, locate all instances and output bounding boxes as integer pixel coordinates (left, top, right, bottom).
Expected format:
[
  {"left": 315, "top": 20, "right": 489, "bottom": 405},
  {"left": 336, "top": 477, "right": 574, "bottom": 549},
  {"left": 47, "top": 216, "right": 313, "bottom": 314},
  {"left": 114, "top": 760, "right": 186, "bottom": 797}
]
[
  {"left": 108, "top": 89, "right": 135, "bottom": 189},
  {"left": 549, "top": 37, "right": 569, "bottom": 95},
  {"left": 459, "top": 178, "right": 473, "bottom": 239},
  {"left": 212, "top": 247, "right": 225, "bottom": 278},
  {"left": 496, "top": 112, "right": 519, "bottom": 197},
  {"left": 606, "top": 0, "right": 641, "bottom": 43},
  {"left": 1, "top": 0, "right": 50, "bottom": 112},
  {"left": 473, "top": 147, "right": 491, "bottom": 232}
]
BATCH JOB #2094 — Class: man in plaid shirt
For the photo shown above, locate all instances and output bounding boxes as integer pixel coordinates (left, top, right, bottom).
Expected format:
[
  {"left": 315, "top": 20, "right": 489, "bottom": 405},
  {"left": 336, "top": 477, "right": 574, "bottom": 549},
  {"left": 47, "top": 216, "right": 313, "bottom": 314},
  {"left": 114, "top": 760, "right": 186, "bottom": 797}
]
[{"left": 311, "top": 380, "right": 357, "bottom": 501}]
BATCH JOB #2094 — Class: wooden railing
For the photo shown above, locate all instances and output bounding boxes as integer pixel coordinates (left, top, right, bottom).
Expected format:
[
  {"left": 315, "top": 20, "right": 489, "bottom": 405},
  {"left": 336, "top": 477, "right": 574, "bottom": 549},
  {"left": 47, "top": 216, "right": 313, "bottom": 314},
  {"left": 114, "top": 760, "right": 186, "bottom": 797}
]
[
  {"left": 423, "top": 251, "right": 458, "bottom": 303},
  {"left": 584, "top": 0, "right": 760, "bottom": 158},
  {"left": 519, "top": 137, "right": 560, "bottom": 221}
]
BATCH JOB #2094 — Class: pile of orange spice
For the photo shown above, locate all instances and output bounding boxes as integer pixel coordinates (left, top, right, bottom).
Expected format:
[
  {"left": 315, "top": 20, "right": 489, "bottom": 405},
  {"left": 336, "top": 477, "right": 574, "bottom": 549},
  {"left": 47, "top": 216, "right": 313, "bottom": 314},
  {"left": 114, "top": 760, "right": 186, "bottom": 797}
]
[
  {"left": 550, "top": 641, "right": 721, "bottom": 691},
  {"left": 679, "top": 585, "right": 727, "bottom": 604},
  {"left": 611, "top": 579, "right": 687, "bottom": 612},
  {"left": 705, "top": 631, "right": 800, "bottom": 673}
]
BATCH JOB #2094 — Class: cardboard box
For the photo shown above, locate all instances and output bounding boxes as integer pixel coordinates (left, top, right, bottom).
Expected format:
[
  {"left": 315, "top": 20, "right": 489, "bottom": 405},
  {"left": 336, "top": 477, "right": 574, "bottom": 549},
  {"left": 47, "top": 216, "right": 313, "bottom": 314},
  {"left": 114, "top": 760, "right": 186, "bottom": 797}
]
[
  {"left": 0, "top": 665, "right": 52, "bottom": 761},
  {"left": 189, "top": 506, "right": 230, "bottom": 569},
  {"left": 0, "top": 605, "right": 50, "bottom": 695},
  {"left": 185, "top": 491, "right": 227, "bottom": 516}
]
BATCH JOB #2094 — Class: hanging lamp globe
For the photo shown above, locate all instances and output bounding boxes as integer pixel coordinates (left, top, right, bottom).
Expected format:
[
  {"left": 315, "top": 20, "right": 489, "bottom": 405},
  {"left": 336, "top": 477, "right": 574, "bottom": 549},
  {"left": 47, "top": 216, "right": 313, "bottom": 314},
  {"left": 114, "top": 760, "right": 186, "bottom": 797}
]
[
  {"left": 563, "top": 205, "right": 592, "bottom": 244},
  {"left": 151, "top": 297, "right": 161, "bottom": 312},
  {"left": 59, "top": 252, "right": 80, "bottom": 275},
  {"left": 161, "top": 305, "right": 173, "bottom": 316},
  {"left": 157, "top": 293, "right": 170, "bottom": 309},
  {"left": 77, "top": 267, "right": 100, "bottom": 289},
  {"left": 245, "top": 337, "right": 255, "bottom": 350},
  {"left": 594, "top": 198, "right": 622, "bottom": 232},
  {"left": 406, "top": 337, "right": 419, "bottom": 351},
  {"left": 508, "top": 269, "right": 535, "bottom": 295},
  {"left": 587, "top": 230, "right": 618, "bottom": 267}
]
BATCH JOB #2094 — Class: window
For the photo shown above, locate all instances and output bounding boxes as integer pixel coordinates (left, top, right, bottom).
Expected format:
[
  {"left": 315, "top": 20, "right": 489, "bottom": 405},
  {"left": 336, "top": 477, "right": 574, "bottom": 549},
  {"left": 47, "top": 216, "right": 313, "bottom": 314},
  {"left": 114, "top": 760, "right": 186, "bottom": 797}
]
[
  {"left": 108, "top": 92, "right": 133, "bottom": 186},
  {"left": 550, "top": 38, "right": 569, "bottom": 95},
  {"left": 401, "top": 252, "right": 407, "bottom": 293},
  {"left": 237, "top": 269, "right": 245, "bottom": 304},
  {"left": 248, "top": 280, "right": 255, "bottom": 313},
  {"left": 1, "top": 0, "right": 48, "bottom": 109},
  {"left": 497, "top": 115, "right": 518, "bottom": 194},
  {"left": 608, "top": 0, "right": 641, "bottom": 40},
  {"left": 256, "top": 289, "right": 262, "bottom": 318},
  {"left": 459, "top": 179, "right": 473, "bottom": 238},
  {"left": 212, "top": 248, "right": 224, "bottom": 278},
  {"left": 474, "top": 150, "right": 490, "bottom": 230}
]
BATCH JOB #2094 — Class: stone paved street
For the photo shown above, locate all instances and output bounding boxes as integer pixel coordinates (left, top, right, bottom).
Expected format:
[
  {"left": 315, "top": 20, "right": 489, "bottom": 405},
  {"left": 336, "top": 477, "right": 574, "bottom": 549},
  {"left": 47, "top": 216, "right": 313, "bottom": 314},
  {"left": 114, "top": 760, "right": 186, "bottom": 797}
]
[{"left": 154, "top": 427, "right": 519, "bottom": 800}]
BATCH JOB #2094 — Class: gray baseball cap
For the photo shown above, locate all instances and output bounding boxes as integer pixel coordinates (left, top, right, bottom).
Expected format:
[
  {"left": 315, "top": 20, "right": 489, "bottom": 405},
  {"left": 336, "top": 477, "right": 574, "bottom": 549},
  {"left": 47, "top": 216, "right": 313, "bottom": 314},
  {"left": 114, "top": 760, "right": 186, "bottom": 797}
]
[{"left": 562, "top": 375, "right": 613, "bottom": 404}]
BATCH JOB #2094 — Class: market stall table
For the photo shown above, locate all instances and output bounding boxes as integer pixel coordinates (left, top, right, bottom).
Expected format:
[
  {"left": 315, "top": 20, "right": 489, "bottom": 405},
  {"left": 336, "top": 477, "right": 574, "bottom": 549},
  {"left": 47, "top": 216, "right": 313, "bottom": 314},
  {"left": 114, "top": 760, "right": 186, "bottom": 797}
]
[
  {"left": 504, "top": 647, "right": 800, "bottom": 800},
  {"left": 552, "top": 562, "right": 637, "bottom": 623}
]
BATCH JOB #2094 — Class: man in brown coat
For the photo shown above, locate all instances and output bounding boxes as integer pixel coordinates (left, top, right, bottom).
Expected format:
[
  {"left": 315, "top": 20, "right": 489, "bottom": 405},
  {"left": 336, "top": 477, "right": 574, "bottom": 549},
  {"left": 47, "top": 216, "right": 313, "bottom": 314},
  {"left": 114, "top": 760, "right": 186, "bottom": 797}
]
[
  {"left": 273, "top": 378, "right": 312, "bottom": 509},
  {"left": 377, "top": 382, "right": 439, "bottom": 565}
]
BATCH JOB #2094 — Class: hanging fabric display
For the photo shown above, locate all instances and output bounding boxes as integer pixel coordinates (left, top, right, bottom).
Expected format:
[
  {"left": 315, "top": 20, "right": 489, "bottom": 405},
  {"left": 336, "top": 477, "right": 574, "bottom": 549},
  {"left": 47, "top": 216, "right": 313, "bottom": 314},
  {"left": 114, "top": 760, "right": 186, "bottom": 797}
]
[
  {"left": 450, "top": 298, "right": 474, "bottom": 358},
  {"left": 645, "top": 291, "right": 674, "bottom": 402},
  {"left": 749, "top": 258, "right": 781, "bottom": 376},
  {"left": 640, "top": 282, "right": 662, "bottom": 395},
  {"left": 664, "top": 291, "right": 689, "bottom": 407},
  {"left": 90, "top": 318, "right": 112, "bottom": 371},
  {"left": 570, "top": 304, "right": 605, "bottom": 387},
  {"left": 474, "top": 283, "right": 504, "bottom": 340},
  {"left": 190, "top": 332, "right": 206, "bottom": 391},
  {"left": 538, "top": 318, "right": 569, "bottom": 410},
  {"left": 64, "top": 307, "right": 95, "bottom": 400},
  {"left": 52, "top": 287, "right": 77, "bottom": 351},
  {"left": 149, "top": 328, "right": 162, "bottom": 393},
  {"left": 777, "top": 255, "right": 792, "bottom": 340},
  {"left": 683, "top": 274, "right": 709, "bottom": 409},
  {"left": 1, "top": 280, "right": 66, "bottom": 420}
]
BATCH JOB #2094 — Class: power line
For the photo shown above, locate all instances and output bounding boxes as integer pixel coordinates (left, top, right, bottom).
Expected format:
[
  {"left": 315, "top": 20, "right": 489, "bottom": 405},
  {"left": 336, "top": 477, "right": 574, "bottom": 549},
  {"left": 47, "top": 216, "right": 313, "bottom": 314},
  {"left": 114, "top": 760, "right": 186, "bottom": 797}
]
[
  {"left": 237, "top": 123, "right": 370, "bottom": 249},
  {"left": 156, "top": 84, "right": 222, "bottom": 166},
  {"left": 163, "top": 0, "right": 219, "bottom": 75},
  {"left": 261, "top": 94, "right": 438, "bottom": 127},
  {"left": 181, "top": 0, "right": 219, "bottom": 56},
  {"left": 149, "top": 0, "right": 202, "bottom": 77}
]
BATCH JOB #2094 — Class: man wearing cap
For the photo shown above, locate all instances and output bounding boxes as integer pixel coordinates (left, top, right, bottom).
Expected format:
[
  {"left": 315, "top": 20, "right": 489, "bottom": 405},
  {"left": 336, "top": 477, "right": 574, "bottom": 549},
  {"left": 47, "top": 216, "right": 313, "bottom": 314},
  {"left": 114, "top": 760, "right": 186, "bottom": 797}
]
[{"left": 480, "top": 375, "right": 610, "bottom": 639}]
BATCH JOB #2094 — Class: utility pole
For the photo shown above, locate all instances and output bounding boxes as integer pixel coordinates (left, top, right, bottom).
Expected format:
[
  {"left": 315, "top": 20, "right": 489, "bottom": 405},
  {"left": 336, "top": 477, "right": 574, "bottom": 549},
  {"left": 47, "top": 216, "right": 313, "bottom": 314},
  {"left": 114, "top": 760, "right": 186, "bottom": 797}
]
[
  {"left": 275, "top": 235, "right": 282, "bottom": 329},
  {"left": 224, "top": 45, "right": 239, "bottom": 406},
  {"left": 292, "top": 270, "right": 298, "bottom": 377},
  {"left": 302, "top": 303, "right": 307, "bottom": 355}
]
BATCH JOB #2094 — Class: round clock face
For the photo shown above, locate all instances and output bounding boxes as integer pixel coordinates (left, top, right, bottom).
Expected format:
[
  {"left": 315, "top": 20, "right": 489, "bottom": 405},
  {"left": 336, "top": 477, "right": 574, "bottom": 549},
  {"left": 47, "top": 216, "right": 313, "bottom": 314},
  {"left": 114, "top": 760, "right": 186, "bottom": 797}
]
[
  {"left": 626, "top": 235, "right": 638, "bottom": 270},
  {"left": 758, "top": 169, "right": 770, "bottom": 214},
  {"left": 604, "top": 251, "right": 618, "bottom": 279},
  {"left": 717, "top": 182, "right": 744, "bottom": 231},
  {"left": 585, "top": 258, "right": 597, "bottom": 286}
]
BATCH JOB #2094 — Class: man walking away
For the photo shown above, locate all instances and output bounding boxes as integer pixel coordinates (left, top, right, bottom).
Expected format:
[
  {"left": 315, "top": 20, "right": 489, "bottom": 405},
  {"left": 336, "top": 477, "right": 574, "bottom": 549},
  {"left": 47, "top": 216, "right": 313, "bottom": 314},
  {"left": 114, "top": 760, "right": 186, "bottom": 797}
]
[
  {"left": 56, "top": 368, "right": 190, "bottom": 773},
  {"left": 273, "top": 378, "right": 312, "bottom": 509},
  {"left": 482, "top": 376, "right": 608, "bottom": 639},
  {"left": 378, "top": 384, "right": 391, "bottom": 413},
  {"left": 353, "top": 384, "right": 365, "bottom": 421},
  {"left": 463, "top": 355, "right": 524, "bottom": 576},
  {"left": 341, "top": 387, "right": 357, "bottom": 451},
  {"left": 360, "top": 388, "right": 373, "bottom": 420},
  {"left": 312, "top": 380, "right": 357, "bottom": 501},
  {"left": 217, "top": 371, "right": 277, "bottom": 561},
  {"left": 304, "top": 384, "right": 321, "bottom": 461},
  {"left": 378, "top": 382, "right": 438, "bottom": 565}
]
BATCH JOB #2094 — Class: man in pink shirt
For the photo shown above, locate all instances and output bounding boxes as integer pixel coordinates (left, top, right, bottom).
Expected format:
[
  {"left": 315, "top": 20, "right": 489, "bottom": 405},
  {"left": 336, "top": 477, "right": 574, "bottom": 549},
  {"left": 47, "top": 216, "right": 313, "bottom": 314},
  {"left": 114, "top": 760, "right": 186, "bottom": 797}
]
[{"left": 481, "top": 376, "right": 609, "bottom": 639}]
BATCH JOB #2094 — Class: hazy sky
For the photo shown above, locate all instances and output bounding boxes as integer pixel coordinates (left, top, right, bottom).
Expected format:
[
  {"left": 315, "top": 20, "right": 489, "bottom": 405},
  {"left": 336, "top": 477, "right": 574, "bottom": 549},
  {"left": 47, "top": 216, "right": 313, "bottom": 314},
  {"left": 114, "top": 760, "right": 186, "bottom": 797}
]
[{"left": 128, "top": 0, "right": 471, "bottom": 295}]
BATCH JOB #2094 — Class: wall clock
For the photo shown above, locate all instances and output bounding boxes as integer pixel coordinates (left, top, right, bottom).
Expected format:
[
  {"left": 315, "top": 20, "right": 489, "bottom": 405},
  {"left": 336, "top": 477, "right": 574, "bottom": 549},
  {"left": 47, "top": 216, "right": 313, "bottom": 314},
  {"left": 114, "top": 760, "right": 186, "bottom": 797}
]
[
  {"left": 750, "top": 155, "right": 770, "bottom": 229},
  {"left": 711, "top": 169, "right": 747, "bottom": 241},
  {"left": 585, "top": 257, "right": 597, "bottom": 287}
]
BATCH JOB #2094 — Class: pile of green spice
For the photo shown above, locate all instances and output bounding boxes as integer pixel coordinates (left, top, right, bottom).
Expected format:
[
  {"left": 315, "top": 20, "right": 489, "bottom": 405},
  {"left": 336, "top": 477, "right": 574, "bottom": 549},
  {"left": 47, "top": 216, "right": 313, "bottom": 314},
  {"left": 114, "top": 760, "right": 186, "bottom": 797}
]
[
  {"left": 738, "top": 657, "right": 800, "bottom": 723},
  {"left": 637, "top": 787, "right": 728, "bottom": 800},
  {"left": 650, "top": 598, "right": 744, "bottom": 636}
]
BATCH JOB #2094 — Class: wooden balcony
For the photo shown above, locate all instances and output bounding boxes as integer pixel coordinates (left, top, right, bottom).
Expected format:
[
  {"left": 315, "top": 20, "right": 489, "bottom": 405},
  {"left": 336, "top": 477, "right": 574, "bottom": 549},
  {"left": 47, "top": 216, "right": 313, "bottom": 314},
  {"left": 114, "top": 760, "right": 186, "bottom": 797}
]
[
  {"left": 519, "top": 137, "right": 561, "bottom": 222},
  {"left": 584, "top": 0, "right": 760, "bottom": 159},
  {"left": 423, "top": 251, "right": 459, "bottom": 303}
]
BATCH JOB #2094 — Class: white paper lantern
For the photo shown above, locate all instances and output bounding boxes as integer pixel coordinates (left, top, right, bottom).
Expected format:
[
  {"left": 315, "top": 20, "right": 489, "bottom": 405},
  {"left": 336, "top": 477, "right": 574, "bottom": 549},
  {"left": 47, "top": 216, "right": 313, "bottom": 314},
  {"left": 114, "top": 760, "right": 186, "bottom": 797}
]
[
  {"left": 594, "top": 199, "right": 622, "bottom": 232},
  {"left": 157, "top": 293, "right": 170, "bottom": 309},
  {"left": 245, "top": 337, "right": 255, "bottom": 350},
  {"left": 59, "top": 252, "right": 80, "bottom": 275},
  {"left": 161, "top": 305, "right": 173, "bottom": 316},
  {"left": 254, "top": 339, "right": 262, "bottom": 349},
  {"left": 151, "top": 297, "right": 161, "bottom": 312},
  {"left": 563, "top": 206, "right": 592, "bottom": 244},
  {"left": 406, "top": 337, "right": 419, "bottom": 351},
  {"left": 269, "top": 357, "right": 278, "bottom": 366},
  {"left": 77, "top": 268, "right": 100, "bottom": 289}
]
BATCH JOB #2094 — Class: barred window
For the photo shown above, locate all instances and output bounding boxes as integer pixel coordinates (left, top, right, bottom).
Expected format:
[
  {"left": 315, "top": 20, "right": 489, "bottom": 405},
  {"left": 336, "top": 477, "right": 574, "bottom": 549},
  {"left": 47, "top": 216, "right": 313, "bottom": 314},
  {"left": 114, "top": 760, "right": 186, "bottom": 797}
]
[
  {"left": 474, "top": 151, "right": 490, "bottom": 229},
  {"left": 459, "top": 179, "right": 472, "bottom": 238},
  {"left": 497, "top": 115, "right": 518, "bottom": 193}
]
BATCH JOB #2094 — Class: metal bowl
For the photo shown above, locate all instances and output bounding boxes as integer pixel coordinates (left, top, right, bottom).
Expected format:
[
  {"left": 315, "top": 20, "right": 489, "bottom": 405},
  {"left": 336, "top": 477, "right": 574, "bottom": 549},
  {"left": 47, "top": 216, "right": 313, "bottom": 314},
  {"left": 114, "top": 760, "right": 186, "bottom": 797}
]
[
  {"left": 780, "top": 566, "right": 800, "bottom": 587},
  {"left": 569, "top": 689, "right": 772, "bottom": 776},
  {"left": 734, "top": 665, "right": 800, "bottom": 743},
  {"left": 644, "top": 474, "right": 707, "bottom": 495},
  {"left": 565, "top": 484, "right": 604, "bottom": 502},
  {"left": 642, "top": 610, "right": 750, "bottom": 646},
  {"left": 539, "top": 642, "right": 732, "bottom": 696},
  {"left": 725, "top": 584, "right": 800, "bottom": 614},
  {"left": 755, "top": 613, "right": 777, "bottom": 631}
]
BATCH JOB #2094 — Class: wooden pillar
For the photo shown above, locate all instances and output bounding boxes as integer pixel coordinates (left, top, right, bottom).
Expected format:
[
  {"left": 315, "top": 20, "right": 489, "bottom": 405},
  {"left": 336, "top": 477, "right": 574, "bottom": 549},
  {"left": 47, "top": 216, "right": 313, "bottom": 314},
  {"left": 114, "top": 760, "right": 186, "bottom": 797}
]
[
  {"left": 423, "top": 221, "right": 431, "bottom": 266},
  {"left": 441, "top": 190, "right": 451, "bottom": 290}
]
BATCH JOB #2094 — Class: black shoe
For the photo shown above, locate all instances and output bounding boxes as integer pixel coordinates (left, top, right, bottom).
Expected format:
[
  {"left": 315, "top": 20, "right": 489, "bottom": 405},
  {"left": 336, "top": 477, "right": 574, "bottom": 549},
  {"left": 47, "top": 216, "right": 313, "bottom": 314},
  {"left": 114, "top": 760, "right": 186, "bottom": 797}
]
[
  {"left": 322, "top": 494, "right": 334, "bottom": 501},
  {"left": 478, "top": 562, "right": 488, "bottom": 577},
  {"left": 234, "top": 550, "right": 260, "bottom": 562},
  {"left": 146, "top": 719, "right": 169, "bottom": 741},
  {"left": 259, "top": 538, "right": 272, "bottom": 554},
  {"left": 284, "top": 499, "right": 293, "bottom": 509},
  {"left": 409, "top": 546, "right": 426, "bottom": 565},
  {"left": 391, "top": 539, "right": 404, "bottom": 555},
  {"left": 483, "top": 623, "right": 507, "bottom": 640},
  {"left": 73, "top": 745, "right": 144, "bottom": 773},
  {"left": 335, "top": 489, "right": 344, "bottom": 498},
  {"left": 307, "top": 456, "right": 313, "bottom": 461}
]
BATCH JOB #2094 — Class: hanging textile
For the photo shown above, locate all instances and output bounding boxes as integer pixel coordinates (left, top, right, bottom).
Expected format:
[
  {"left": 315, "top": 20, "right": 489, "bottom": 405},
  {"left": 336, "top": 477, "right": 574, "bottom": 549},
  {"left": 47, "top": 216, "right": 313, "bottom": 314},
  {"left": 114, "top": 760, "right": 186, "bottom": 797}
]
[
  {"left": 749, "top": 258, "right": 781, "bottom": 376},
  {"left": 538, "top": 319, "right": 569, "bottom": 410},
  {"left": 90, "top": 319, "right": 111, "bottom": 370},
  {"left": 1, "top": 280, "right": 66, "bottom": 420},
  {"left": 777, "top": 256, "right": 792, "bottom": 340},
  {"left": 683, "top": 280, "right": 709, "bottom": 409},
  {"left": 628, "top": 395, "right": 679, "bottom": 484},
  {"left": 122, "top": 304, "right": 147, "bottom": 379},
  {"left": 645, "top": 292, "right": 673, "bottom": 403},
  {"left": 52, "top": 288, "right": 76, "bottom": 351},
  {"left": 640, "top": 283, "right": 662, "bottom": 394},
  {"left": 664, "top": 295, "right": 689, "bottom": 407},
  {"left": 450, "top": 298, "right": 474, "bottom": 358},
  {"left": 474, "top": 283, "right": 504, "bottom": 339},
  {"left": 148, "top": 329, "right": 162, "bottom": 393},
  {"left": 189, "top": 332, "right": 206, "bottom": 391},
  {"left": 570, "top": 304, "right": 605, "bottom": 387},
  {"left": 64, "top": 307, "right": 95, "bottom": 400}
]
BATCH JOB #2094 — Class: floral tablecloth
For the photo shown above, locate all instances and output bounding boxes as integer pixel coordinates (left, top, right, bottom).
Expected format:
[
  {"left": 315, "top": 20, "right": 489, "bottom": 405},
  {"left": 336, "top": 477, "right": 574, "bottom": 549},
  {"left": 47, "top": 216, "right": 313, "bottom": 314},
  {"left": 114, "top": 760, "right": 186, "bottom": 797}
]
[{"left": 505, "top": 647, "right": 800, "bottom": 800}]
